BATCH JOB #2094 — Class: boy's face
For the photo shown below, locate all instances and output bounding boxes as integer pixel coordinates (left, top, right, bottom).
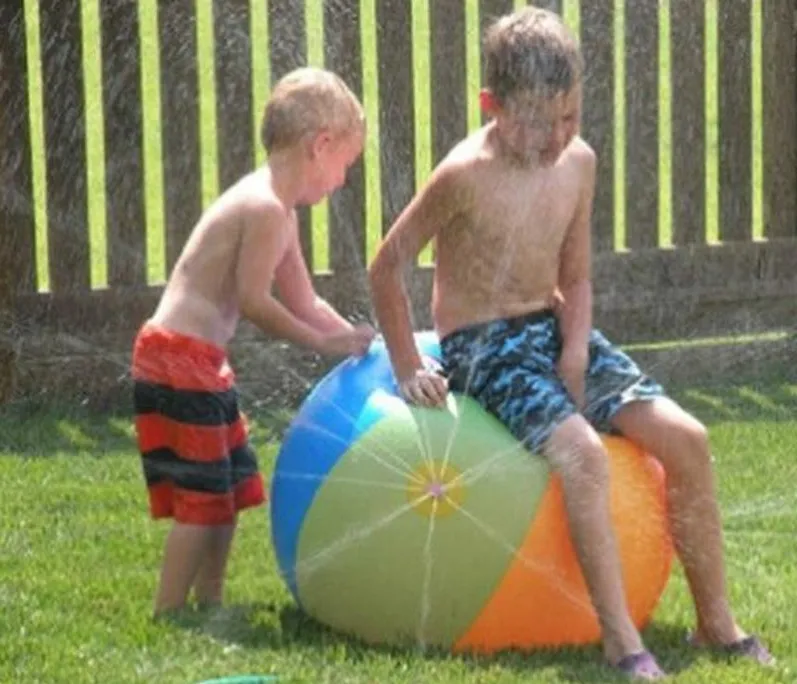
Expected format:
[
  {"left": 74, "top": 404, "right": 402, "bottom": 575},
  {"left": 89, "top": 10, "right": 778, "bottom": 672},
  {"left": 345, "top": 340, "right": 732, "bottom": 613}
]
[
  {"left": 483, "top": 84, "right": 581, "bottom": 166},
  {"left": 306, "top": 128, "right": 364, "bottom": 202}
]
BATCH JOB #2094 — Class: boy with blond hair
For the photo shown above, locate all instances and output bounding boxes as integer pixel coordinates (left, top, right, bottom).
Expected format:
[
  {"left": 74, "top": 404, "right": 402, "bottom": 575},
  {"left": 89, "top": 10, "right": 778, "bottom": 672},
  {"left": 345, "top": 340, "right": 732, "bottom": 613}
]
[
  {"left": 369, "top": 8, "right": 773, "bottom": 680},
  {"left": 133, "top": 67, "right": 375, "bottom": 616}
]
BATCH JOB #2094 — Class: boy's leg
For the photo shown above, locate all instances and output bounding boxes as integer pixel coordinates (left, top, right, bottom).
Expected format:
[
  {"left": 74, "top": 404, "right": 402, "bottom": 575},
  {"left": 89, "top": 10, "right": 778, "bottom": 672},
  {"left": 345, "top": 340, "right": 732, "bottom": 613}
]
[
  {"left": 544, "top": 414, "right": 650, "bottom": 667},
  {"left": 611, "top": 398, "right": 745, "bottom": 645},
  {"left": 193, "top": 520, "right": 237, "bottom": 608},
  {"left": 443, "top": 316, "right": 663, "bottom": 676},
  {"left": 154, "top": 522, "right": 214, "bottom": 615}
]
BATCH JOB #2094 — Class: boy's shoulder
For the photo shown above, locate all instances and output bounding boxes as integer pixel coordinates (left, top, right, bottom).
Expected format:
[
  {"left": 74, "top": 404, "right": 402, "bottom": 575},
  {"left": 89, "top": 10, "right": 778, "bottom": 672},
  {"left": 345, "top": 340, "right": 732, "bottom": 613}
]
[
  {"left": 427, "top": 128, "right": 491, "bottom": 190},
  {"left": 213, "top": 168, "right": 287, "bottom": 222},
  {"left": 563, "top": 135, "right": 596, "bottom": 170},
  {"left": 446, "top": 126, "right": 493, "bottom": 167}
]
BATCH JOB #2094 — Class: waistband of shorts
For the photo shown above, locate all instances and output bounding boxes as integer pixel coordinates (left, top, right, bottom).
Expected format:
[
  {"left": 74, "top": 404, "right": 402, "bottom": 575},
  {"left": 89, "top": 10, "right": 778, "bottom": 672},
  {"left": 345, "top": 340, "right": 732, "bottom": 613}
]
[
  {"left": 134, "top": 321, "right": 227, "bottom": 365},
  {"left": 439, "top": 308, "right": 556, "bottom": 347}
]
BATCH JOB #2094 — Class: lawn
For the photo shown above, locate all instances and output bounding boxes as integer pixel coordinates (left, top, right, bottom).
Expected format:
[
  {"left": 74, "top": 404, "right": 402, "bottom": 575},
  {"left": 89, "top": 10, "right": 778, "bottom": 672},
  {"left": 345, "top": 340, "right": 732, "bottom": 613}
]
[{"left": 1, "top": 380, "right": 795, "bottom": 683}]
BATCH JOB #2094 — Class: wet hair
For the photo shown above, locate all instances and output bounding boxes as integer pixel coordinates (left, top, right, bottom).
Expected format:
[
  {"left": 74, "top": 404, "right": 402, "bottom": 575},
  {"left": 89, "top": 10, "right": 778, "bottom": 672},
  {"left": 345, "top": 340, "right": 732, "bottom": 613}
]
[
  {"left": 483, "top": 7, "right": 583, "bottom": 105},
  {"left": 260, "top": 67, "right": 364, "bottom": 153}
]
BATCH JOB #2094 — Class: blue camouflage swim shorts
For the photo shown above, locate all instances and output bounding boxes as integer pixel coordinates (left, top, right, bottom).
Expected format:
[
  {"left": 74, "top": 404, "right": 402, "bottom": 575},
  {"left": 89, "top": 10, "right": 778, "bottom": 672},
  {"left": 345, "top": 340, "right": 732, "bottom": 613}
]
[{"left": 439, "top": 308, "right": 664, "bottom": 453}]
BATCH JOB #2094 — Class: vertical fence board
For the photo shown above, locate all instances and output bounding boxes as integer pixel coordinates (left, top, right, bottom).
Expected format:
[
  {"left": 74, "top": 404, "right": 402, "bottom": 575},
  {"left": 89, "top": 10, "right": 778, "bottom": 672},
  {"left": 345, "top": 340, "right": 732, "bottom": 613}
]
[
  {"left": 214, "top": 0, "right": 254, "bottom": 193},
  {"left": 377, "top": 0, "right": 415, "bottom": 233},
  {"left": 159, "top": 0, "right": 202, "bottom": 272},
  {"left": 479, "top": 1, "right": 515, "bottom": 40},
  {"left": 624, "top": 2, "right": 659, "bottom": 249},
  {"left": 0, "top": 2, "right": 35, "bottom": 401},
  {"left": 717, "top": 2, "right": 753, "bottom": 242},
  {"left": 533, "top": 1, "right": 563, "bottom": 15},
  {"left": 0, "top": 2, "right": 36, "bottom": 296},
  {"left": 479, "top": 0, "right": 515, "bottom": 88},
  {"left": 40, "top": 0, "right": 90, "bottom": 292},
  {"left": 762, "top": 0, "right": 797, "bottom": 238},
  {"left": 268, "top": 0, "right": 312, "bottom": 266},
  {"left": 579, "top": 2, "right": 614, "bottom": 251},
  {"left": 325, "top": 2, "right": 367, "bottom": 274},
  {"left": 670, "top": 0, "right": 706, "bottom": 246},
  {"left": 430, "top": 0, "right": 468, "bottom": 166},
  {"left": 101, "top": 0, "right": 147, "bottom": 287}
]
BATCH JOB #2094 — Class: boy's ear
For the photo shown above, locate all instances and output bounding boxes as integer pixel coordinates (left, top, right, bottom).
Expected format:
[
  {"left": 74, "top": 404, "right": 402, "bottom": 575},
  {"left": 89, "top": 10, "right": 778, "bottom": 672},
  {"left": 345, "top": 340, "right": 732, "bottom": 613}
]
[
  {"left": 309, "top": 129, "right": 333, "bottom": 159},
  {"left": 479, "top": 89, "right": 500, "bottom": 117}
]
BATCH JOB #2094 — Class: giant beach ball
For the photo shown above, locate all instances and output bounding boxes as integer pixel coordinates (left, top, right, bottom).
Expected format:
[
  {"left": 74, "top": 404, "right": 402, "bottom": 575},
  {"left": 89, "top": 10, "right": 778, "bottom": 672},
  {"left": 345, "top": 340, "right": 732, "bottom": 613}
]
[{"left": 270, "top": 332, "right": 673, "bottom": 652}]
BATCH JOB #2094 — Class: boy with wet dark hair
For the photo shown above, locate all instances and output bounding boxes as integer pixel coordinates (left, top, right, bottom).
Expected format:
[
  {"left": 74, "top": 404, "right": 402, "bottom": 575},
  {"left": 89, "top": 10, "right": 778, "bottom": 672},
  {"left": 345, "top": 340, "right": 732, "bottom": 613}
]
[{"left": 369, "top": 8, "right": 773, "bottom": 680}]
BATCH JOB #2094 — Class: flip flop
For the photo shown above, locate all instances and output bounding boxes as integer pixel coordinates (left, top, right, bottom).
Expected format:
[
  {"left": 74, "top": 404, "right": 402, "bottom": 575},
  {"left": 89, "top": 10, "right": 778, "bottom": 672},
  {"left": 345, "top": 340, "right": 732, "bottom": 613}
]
[
  {"left": 612, "top": 650, "right": 667, "bottom": 680},
  {"left": 720, "top": 635, "right": 776, "bottom": 666},
  {"left": 687, "top": 632, "right": 776, "bottom": 666}
]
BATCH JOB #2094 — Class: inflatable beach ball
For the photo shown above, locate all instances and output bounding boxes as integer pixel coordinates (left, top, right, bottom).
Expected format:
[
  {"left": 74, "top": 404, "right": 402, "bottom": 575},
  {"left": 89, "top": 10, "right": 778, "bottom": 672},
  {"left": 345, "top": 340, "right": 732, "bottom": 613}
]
[{"left": 270, "top": 332, "right": 673, "bottom": 652}]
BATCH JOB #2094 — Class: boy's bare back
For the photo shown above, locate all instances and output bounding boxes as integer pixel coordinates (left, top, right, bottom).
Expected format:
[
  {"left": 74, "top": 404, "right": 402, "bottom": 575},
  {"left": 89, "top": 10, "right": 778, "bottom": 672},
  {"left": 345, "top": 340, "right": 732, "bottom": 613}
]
[
  {"left": 151, "top": 168, "right": 292, "bottom": 347},
  {"left": 146, "top": 66, "right": 374, "bottom": 358},
  {"left": 431, "top": 124, "right": 594, "bottom": 339}
]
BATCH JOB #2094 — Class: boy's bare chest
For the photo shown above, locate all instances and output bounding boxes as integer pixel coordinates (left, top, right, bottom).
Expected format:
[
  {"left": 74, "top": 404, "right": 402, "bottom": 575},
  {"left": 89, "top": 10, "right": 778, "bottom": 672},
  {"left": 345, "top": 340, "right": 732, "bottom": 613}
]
[{"left": 459, "top": 176, "right": 573, "bottom": 256}]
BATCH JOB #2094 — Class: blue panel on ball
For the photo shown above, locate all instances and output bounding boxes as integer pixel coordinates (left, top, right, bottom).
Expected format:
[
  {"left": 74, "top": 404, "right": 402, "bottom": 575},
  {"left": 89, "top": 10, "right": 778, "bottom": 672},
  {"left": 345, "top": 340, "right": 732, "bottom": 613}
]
[{"left": 270, "top": 332, "right": 441, "bottom": 598}]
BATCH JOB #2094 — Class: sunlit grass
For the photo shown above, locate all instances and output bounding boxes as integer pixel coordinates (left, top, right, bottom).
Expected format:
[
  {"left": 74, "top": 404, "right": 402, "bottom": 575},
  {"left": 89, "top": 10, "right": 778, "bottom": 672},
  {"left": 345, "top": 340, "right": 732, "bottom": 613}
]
[{"left": 0, "top": 384, "right": 794, "bottom": 683}]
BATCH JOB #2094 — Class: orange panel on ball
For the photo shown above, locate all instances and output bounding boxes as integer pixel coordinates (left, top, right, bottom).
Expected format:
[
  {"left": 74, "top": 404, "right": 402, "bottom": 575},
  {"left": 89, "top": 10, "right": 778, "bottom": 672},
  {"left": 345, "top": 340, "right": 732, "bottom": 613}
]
[{"left": 454, "top": 436, "right": 673, "bottom": 653}]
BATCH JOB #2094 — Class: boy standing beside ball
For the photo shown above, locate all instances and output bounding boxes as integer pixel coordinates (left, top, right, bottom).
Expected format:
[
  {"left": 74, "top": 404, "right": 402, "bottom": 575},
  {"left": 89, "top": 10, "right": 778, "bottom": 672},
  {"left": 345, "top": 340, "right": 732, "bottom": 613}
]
[{"left": 132, "top": 67, "right": 375, "bottom": 617}]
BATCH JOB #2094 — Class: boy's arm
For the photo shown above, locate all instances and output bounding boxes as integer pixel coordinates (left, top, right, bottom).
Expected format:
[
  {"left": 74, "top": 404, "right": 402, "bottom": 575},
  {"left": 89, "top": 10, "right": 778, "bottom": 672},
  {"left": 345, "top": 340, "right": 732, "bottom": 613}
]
[
  {"left": 369, "top": 163, "right": 462, "bottom": 383},
  {"left": 236, "top": 201, "right": 325, "bottom": 351},
  {"left": 558, "top": 144, "right": 596, "bottom": 365},
  {"left": 274, "top": 225, "right": 354, "bottom": 334}
]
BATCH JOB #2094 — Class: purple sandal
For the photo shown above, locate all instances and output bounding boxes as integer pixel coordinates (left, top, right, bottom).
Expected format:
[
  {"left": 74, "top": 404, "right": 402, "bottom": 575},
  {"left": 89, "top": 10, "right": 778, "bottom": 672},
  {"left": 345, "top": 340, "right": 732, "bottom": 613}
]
[
  {"left": 687, "top": 633, "right": 775, "bottom": 666},
  {"left": 613, "top": 651, "right": 667, "bottom": 680},
  {"left": 722, "top": 635, "right": 776, "bottom": 666}
]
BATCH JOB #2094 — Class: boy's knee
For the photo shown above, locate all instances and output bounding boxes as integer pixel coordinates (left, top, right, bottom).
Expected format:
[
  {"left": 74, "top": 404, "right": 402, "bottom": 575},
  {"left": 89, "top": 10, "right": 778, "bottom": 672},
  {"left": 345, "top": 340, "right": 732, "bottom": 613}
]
[
  {"left": 662, "top": 414, "right": 711, "bottom": 479},
  {"left": 672, "top": 414, "right": 709, "bottom": 458},
  {"left": 546, "top": 417, "right": 610, "bottom": 487}
]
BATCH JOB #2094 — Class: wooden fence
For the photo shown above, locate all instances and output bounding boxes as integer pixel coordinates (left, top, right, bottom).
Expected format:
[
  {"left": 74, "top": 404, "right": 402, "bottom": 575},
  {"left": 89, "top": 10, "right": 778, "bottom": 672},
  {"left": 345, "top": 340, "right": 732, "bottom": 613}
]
[{"left": 1, "top": 0, "right": 796, "bottom": 407}]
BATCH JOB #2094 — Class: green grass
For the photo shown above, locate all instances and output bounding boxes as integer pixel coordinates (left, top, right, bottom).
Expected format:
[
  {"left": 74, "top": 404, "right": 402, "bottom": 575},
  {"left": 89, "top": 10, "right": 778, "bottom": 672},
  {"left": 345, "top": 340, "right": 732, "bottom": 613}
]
[
  {"left": 1, "top": 381, "right": 796, "bottom": 683},
  {"left": 22, "top": 0, "right": 764, "bottom": 290}
]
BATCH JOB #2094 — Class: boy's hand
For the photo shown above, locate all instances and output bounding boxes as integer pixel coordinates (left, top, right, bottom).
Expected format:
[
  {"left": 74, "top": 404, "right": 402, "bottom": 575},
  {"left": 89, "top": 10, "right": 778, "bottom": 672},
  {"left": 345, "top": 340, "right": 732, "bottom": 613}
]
[
  {"left": 321, "top": 324, "right": 376, "bottom": 357},
  {"left": 398, "top": 368, "right": 448, "bottom": 407},
  {"left": 558, "top": 348, "right": 587, "bottom": 409}
]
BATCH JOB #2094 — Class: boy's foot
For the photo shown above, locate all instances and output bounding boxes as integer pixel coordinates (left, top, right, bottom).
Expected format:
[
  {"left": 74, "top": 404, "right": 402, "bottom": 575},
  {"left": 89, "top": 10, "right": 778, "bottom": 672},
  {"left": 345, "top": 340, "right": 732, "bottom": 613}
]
[
  {"left": 612, "top": 651, "right": 667, "bottom": 680},
  {"left": 688, "top": 633, "right": 775, "bottom": 666}
]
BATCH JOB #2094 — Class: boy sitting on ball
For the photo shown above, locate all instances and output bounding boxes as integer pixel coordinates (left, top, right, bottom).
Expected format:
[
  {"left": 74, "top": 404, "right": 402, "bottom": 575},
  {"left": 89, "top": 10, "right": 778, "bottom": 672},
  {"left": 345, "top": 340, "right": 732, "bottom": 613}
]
[{"left": 368, "top": 7, "right": 773, "bottom": 680}]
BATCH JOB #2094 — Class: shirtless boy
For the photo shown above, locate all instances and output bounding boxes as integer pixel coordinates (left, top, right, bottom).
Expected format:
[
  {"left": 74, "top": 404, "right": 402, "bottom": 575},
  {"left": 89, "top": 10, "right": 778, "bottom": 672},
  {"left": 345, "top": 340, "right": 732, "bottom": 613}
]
[
  {"left": 132, "top": 67, "right": 375, "bottom": 616},
  {"left": 368, "top": 8, "right": 773, "bottom": 680}
]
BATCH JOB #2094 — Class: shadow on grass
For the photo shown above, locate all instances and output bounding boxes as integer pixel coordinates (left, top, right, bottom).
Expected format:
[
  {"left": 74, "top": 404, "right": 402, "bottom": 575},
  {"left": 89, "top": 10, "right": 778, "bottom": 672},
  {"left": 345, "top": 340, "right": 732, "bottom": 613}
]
[
  {"left": 166, "top": 603, "right": 713, "bottom": 682},
  {"left": 0, "top": 399, "right": 288, "bottom": 457},
  {"left": 2, "top": 379, "right": 795, "bottom": 457},
  {"left": 669, "top": 380, "right": 797, "bottom": 426}
]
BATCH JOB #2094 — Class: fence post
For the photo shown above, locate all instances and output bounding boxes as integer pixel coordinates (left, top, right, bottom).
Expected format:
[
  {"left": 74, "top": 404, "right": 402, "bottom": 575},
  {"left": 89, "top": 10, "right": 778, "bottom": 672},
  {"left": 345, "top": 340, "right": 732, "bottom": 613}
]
[
  {"left": 159, "top": 1, "right": 203, "bottom": 273},
  {"left": 0, "top": 2, "right": 36, "bottom": 403},
  {"left": 762, "top": 0, "right": 797, "bottom": 238},
  {"left": 580, "top": 2, "right": 615, "bottom": 252},
  {"left": 718, "top": 2, "right": 753, "bottom": 242},
  {"left": 268, "top": 0, "right": 313, "bottom": 267},
  {"left": 101, "top": 0, "right": 147, "bottom": 288}
]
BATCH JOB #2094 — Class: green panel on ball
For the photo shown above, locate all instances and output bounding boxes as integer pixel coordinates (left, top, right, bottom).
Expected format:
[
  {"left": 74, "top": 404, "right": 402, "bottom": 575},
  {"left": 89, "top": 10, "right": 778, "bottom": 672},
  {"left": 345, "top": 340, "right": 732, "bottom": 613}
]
[{"left": 295, "top": 392, "right": 551, "bottom": 648}]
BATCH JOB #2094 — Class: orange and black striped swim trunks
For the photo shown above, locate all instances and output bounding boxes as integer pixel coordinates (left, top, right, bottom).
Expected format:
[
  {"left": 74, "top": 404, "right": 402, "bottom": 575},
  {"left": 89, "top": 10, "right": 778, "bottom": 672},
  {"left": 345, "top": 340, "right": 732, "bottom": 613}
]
[{"left": 132, "top": 323, "right": 266, "bottom": 526}]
